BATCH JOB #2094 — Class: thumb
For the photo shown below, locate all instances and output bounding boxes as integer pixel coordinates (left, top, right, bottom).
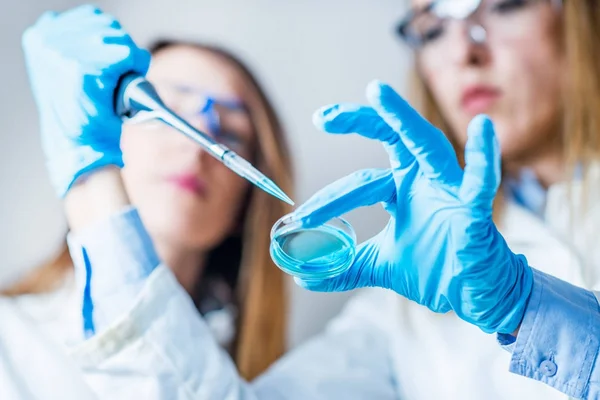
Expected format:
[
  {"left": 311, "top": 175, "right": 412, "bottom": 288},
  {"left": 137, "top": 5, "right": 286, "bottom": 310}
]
[
  {"left": 292, "top": 168, "right": 395, "bottom": 228},
  {"left": 459, "top": 115, "right": 501, "bottom": 213},
  {"left": 294, "top": 234, "right": 383, "bottom": 292}
]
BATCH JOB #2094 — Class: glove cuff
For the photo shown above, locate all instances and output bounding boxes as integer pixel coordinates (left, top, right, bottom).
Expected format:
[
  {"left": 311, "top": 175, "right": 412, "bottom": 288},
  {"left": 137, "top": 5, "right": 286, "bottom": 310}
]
[
  {"left": 49, "top": 152, "right": 124, "bottom": 198},
  {"left": 483, "top": 253, "right": 534, "bottom": 334}
]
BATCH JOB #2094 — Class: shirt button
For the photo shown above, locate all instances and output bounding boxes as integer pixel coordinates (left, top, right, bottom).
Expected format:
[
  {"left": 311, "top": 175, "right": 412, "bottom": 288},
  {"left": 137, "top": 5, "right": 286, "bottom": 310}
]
[{"left": 540, "top": 360, "right": 557, "bottom": 377}]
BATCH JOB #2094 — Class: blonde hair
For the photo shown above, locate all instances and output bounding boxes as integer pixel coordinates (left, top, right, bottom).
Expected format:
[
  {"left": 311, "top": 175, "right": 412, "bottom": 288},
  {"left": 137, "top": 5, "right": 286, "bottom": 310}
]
[
  {"left": 409, "top": 0, "right": 600, "bottom": 214},
  {"left": 562, "top": 1, "right": 600, "bottom": 171},
  {"left": 4, "top": 41, "right": 293, "bottom": 381}
]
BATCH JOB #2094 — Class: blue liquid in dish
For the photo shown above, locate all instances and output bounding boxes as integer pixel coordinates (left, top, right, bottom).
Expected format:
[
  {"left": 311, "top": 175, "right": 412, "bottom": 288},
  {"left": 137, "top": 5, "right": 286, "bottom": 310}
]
[{"left": 270, "top": 225, "right": 356, "bottom": 280}]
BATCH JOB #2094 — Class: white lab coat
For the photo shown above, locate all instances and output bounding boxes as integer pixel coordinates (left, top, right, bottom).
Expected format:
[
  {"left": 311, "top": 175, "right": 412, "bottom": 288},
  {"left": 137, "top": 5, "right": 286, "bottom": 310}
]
[{"left": 2, "top": 169, "right": 599, "bottom": 399}]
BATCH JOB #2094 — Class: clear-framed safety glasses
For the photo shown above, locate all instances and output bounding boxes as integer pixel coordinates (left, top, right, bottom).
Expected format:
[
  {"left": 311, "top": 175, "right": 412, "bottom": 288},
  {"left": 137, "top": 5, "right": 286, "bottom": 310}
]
[{"left": 396, "top": 0, "right": 563, "bottom": 50}]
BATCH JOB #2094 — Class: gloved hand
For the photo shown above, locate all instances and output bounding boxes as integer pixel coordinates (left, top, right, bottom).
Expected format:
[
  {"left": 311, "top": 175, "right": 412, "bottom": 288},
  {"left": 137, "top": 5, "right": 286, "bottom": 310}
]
[
  {"left": 292, "top": 80, "right": 533, "bottom": 334},
  {"left": 22, "top": 4, "right": 150, "bottom": 197}
]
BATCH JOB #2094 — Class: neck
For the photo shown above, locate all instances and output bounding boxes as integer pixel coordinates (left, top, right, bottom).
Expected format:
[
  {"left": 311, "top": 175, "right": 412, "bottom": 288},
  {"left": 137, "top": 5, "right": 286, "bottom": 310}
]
[
  {"left": 504, "top": 140, "right": 565, "bottom": 189},
  {"left": 154, "top": 240, "right": 206, "bottom": 294}
]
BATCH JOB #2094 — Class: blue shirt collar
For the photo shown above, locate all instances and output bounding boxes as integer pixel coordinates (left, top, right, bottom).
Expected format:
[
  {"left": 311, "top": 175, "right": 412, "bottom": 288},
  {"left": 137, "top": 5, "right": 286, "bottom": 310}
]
[{"left": 504, "top": 168, "right": 547, "bottom": 219}]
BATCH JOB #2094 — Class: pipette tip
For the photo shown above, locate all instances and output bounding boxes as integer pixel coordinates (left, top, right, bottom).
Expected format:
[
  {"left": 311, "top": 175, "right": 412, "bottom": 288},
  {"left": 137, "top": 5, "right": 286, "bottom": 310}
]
[
  {"left": 261, "top": 178, "right": 294, "bottom": 206},
  {"left": 220, "top": 150, "right": 295, "bottom": 205},
  {"left": 269, "top": 186, "right": 295, "bottom": 206},
  {"left": 280, "top": 193, "right": 295, "bottom": 206}
]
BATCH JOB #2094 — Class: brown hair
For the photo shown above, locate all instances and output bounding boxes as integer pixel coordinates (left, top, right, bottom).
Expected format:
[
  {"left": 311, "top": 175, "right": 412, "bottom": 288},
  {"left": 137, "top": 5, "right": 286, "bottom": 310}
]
[
  {"left": 409, "top": 0, "right": 600, "bottom": 217},
  {"left": 4, "top": 40, "right": 293, "bottom": 381}
]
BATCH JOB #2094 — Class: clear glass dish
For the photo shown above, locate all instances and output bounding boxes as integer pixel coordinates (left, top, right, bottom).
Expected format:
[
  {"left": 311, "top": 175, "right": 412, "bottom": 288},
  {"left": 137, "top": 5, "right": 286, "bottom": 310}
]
[{"left": 270, "top": 214, "right": 357, "bottom": 280}]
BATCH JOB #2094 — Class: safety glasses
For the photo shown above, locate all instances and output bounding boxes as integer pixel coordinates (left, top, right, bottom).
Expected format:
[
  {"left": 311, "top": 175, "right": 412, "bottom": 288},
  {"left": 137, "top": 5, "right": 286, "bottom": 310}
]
[
  {"left": 396, "top": 0, "right": 563, "bottom": 49},
  {"left": 129, "top": 81, "right": 254, "bottom": 155}
]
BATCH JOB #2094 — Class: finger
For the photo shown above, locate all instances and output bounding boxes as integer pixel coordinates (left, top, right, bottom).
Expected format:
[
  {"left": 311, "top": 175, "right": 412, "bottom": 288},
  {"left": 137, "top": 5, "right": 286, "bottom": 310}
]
[
  {"left": 290, "top": 168, "right": 395, "bottom": 228},
  {"left": 101, "top": 34, "right": 151, "bottom": 75},
  {"left": 35, "top": 10, "right": 58, "bottom": 25},
  {"left": 366, "top": 80, "right": 462, "bottom": 185},
  {"left": 313, "top": 104, "right": 414, "bottom": 170},
  {"left": 22, "top": 11, "right": 57, "bottom": 47},
  {"left": 132, "top": 47, "right": 151, "bottom": 75},
  {"left": 62, "top": 28, "right": 149, "bottom": 76},
  {"left": 57, "top": 6, "right": 121, "bottom": 37},
  {"left": 459, "top": 114, "right": 501, "bottom": 212},
  {"left": 314, "top": 104, "right": 398, "bottom": 143},
  {"left": 59, "top": 4, "right": 105, "bottom": 21},
  {"left": 294, "top": 235, "right": 382, "bottom": 292}
]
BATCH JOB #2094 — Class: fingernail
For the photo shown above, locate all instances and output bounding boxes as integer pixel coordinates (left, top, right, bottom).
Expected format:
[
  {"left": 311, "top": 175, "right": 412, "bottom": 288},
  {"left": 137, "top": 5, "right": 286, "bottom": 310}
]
[
  {"left": 281, "top": 214, "right": 295, "bottom": 224},
  {"left": 282, "top": 211, "right": 307, "bottom": 224}
]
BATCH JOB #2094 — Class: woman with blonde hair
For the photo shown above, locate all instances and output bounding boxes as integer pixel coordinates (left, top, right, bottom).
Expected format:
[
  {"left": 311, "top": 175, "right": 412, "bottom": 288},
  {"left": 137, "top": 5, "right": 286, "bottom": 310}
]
[
  {"left": 284, "top": 0, "right": 600, "bottom": 398},
  {"left": 283, "top": 0, "right": 600, "bottom": 398}
]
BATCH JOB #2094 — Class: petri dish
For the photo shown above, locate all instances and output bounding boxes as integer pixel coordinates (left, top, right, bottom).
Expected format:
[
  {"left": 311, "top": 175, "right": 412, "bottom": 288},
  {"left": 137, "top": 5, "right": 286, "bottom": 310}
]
[{"left": 270, "top": 214, "right": 357, "bottom": 280}]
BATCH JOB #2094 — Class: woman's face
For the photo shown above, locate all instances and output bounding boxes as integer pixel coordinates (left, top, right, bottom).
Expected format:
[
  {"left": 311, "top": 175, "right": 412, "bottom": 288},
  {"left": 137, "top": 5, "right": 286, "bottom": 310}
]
[
  {"left": 412, "top": 0, "right": 565, "bottom": 163},
  {"left": 121, "top": 46, "right": 255, "bottom": 251}
]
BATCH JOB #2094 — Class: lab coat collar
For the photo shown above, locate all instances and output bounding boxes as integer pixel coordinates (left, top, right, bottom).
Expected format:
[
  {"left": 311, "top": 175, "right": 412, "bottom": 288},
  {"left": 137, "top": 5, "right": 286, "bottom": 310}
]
[{"left": 500, "top": 163, "right": 600, "bottom": 288}]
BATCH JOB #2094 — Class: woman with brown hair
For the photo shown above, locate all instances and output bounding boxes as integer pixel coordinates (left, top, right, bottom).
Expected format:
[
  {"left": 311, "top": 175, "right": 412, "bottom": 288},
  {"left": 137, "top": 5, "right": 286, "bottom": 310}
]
[{"left": 4, "top": 6, "right": 292, "bottom": 390}]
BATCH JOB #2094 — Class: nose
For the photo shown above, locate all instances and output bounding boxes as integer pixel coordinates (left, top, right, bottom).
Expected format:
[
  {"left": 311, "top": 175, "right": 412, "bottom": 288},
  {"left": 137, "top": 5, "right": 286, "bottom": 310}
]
[
  {"left": 167, "top": 113, "right": 218, "bottom": 164},
  {"left": 447, "top": 20, "right": 491, "bottom": 68}
]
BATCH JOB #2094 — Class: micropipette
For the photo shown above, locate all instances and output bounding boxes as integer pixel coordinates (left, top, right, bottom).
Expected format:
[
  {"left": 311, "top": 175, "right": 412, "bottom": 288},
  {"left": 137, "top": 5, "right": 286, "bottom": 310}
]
[{"left": 114, "top": 73, "right": 294, "bottom": 206}]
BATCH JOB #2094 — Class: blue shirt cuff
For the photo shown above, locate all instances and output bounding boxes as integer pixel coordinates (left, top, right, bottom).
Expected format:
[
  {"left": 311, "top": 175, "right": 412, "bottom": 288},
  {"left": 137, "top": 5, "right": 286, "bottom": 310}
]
[
  {"left": 67, "top": 207, "right": 160, "bottom": 336},
  {"left": 500, "top": 268, "right": 600, "bottom": 398}
]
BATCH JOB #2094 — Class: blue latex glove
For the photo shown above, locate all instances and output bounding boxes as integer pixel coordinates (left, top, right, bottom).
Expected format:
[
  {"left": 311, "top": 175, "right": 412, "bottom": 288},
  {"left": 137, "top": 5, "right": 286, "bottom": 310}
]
[
  {"left": 22, "top": 5, "right": 150, "bottom": 197},
  {"left": 292, "top": 81, "right": 533, "bottom": 334}
]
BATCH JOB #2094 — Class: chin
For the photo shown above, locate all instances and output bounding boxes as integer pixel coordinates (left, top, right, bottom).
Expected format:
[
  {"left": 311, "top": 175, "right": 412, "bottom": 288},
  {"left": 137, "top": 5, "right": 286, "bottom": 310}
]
[
  {"left": 161, "top": 223, "right": 222, "bottom": 250},
  {"left": 141, "top": 208, "right": 211, "bottom": 246},
  {"left": 488, "top": 122, "right": 525, "bottom": 159}
]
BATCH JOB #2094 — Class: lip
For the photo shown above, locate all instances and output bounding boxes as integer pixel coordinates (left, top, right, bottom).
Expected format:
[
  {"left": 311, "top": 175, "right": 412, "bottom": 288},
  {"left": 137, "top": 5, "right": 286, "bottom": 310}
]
[
  {"left": 166, "top": 174, "right": 207, "bottom": 196},
  {"left": 461, "top": 85, "right": 501, "bottom": 115}
]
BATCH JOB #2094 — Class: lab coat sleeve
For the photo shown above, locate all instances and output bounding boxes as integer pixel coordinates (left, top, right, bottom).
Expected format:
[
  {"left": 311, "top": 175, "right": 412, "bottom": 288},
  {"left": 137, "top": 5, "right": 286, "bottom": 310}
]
[
  {"left": 66, "top": 208, "right": 398, "bottom": 399},
  {"left": 66, "top": 206, "right": 161, "bottom": 336},
  {"left": 252, "top": 288, "right": 399, "bottom": 399},
  {"left": 69, "top": 265, "right": 256, "bottom": 399},
  {"left": 498, "top": 268, "right": 600, "bottom": 399},
  {"left": 66, "top": 207, "right": 255, "bottom": 399}
]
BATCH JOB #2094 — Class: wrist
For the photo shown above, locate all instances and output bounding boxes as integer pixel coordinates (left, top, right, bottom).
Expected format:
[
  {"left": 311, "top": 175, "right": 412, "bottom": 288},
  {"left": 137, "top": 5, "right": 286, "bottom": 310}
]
[
  {"left": 49, "top": 147, "right": 124, "bottom": 198},
  {"left": 511, "top": 325, "right": 521, "bottom": 337},
  {"left": 504, "top": 254, "right": 533, "bottom": 336},
  {"left": 64, "top": 166, "right": 131, "bottom": 232},
  {"left": 475, "top": 253, "right": 533, "bottom": 335}
]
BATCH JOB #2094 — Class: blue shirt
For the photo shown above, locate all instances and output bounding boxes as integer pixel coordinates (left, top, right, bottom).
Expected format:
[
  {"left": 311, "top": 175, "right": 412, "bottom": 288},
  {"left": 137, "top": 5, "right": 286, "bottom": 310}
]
[
  {"left": 69, "top": 207, "right": 600, "bottom": 398},
  {"left": 501, "top": 168, "right": 600, "bottom": 398},
  {"left": 504, "top": 168, "right": 547, "bottom": 219},
  {"left": 498, "top": 269, "right": 600, "bottom": 398}
]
